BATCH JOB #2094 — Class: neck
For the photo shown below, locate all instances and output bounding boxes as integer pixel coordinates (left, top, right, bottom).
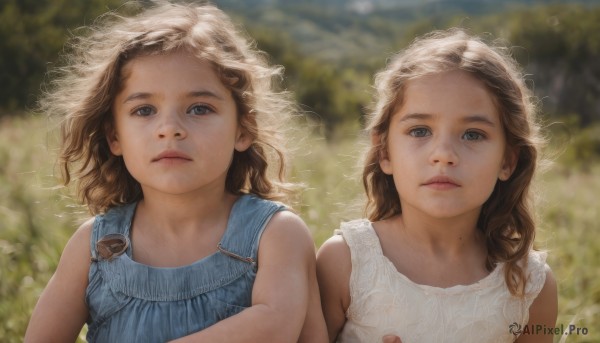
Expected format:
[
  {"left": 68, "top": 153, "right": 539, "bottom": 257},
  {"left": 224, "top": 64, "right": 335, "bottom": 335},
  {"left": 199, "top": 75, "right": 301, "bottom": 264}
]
[
  {"left": 396, "top": 207, "right": 483, "bottom": 258},
  {"left": 134, "top": 186, "right": 237, "bottom": 236}
]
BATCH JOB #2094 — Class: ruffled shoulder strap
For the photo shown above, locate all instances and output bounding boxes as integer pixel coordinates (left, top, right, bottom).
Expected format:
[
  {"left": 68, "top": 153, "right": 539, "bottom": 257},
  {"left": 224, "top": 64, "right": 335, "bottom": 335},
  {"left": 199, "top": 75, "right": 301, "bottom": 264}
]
[
  {"left": 337, "top": 219, "right": 384, "bottom": 281},
  {"left": 337, "top": 219, "right": 382, "bottom": 262}
]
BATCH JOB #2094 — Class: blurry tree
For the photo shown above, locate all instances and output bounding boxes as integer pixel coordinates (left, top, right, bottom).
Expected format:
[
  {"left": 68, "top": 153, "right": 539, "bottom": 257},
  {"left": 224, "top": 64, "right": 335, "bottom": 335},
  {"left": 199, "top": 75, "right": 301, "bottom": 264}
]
[
  {"left": 2, "top": 0, "right": 599, "bottom": 132},
  {"left": 0, "top": 0, "right": 125, "bottom": 114},
  {"left": 400, "top": 4, "right": 600, "bottom": 127},
  {"left": 506, "top": 5, "right": 600, "bottom": 126},
  {"left": 250, "top": 26, "right": 368, "bottom": 139}
]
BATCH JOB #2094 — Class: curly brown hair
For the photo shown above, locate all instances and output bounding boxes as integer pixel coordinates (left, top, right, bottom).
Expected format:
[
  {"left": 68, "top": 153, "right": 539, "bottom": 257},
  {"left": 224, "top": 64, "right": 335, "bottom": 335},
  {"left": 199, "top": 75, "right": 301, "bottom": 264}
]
[
  {"left": 41, "top": 1, "right": 297, "bottom": 214},
  {"left": 362, "top": 29, "right": 545, "bottom": 296}
]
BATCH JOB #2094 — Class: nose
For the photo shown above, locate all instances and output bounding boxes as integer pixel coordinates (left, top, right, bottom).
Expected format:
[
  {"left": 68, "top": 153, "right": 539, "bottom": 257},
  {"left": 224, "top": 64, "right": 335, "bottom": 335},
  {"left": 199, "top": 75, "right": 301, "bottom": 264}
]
[
  {"left": 156, "top": 112, "right": 187, "bottom": 140},
  {"left": 429, "top": 135, "right": 459, "bottom": 166}
]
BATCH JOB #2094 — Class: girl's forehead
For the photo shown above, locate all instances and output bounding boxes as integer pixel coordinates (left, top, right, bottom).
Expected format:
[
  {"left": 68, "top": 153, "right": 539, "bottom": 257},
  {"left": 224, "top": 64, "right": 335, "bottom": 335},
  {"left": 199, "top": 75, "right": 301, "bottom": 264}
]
[
  {"left": 121, "top": 51, "right": 211, "bottom": 73},
  {"left": 120, "top": 52, "right": 214, "bottom": 82},
  {"left": 114, "top": 51, "right": 233, "bottom": 102},
  {"left": 393, "top": 70, "right": 501, "bottom": 124}
]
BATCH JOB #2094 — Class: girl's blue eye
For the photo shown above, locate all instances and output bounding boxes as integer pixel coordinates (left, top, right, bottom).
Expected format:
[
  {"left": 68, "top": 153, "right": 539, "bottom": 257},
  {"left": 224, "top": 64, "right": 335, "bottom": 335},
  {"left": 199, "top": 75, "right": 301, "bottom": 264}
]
[
  {"left": 189, "top": 105, "right": 213, "bottom": 116},
  {"left": 133, "top": 106, "right": 154, "bottom": 117},
  {"left": 463, "top": 131, "right": 485, "bottom": 141},
  {"left": 409, "top": 128, "right": 431, "bottom": 137}
]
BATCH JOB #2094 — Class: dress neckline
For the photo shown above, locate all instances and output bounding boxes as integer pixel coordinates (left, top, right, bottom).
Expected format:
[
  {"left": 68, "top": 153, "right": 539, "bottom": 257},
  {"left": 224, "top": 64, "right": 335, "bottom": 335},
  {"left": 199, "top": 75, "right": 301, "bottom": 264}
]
[{"left": 366, "top": 221, "right": 502, "bottom": 295}]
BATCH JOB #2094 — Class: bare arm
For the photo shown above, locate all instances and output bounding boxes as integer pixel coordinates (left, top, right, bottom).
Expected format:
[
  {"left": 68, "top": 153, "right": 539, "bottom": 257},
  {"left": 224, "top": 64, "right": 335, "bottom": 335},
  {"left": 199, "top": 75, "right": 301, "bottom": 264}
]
[
  {"left": 316, "top": 235, "right": 352, "bottom": 343},
  {"left": 515, "top": 267, "right": 558, "bottom": 343},
  {"left": 24, "top": 218, "right": 93, "bottom": 343},
  {"left": 297, "top": 242, "right": 329, "bottom": 343},
  {"left": 170, "top": 211, "right": 316, "bottom": 343}
]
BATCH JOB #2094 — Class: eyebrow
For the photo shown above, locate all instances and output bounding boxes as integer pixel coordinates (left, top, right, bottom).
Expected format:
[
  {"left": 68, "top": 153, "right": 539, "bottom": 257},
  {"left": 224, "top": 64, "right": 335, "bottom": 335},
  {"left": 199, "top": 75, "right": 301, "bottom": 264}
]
[
  {"left": 398, "top": 113, "right": 497, "bottom": 127},
  {"left": 187, "top": 90, "right": 224, "bottom": 100},
  {"left": 122, "top": 90, "right": 224, "bottom": 104}
]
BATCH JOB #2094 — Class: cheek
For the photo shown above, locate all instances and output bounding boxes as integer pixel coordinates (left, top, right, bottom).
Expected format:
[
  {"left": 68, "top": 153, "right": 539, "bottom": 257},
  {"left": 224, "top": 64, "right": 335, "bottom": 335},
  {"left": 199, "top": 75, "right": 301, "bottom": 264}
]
[{"left": 389, "top": 157, "right": 418, "bottom": 192}]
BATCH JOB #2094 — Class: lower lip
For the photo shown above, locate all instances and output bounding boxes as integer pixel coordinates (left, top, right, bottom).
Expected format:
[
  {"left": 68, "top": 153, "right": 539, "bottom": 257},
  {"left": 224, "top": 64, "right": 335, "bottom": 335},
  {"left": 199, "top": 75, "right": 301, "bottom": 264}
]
[
  {"left": 154, "top": 157, "right": 191, "bottom": 164},
  {"left": 424, "top": 182, "right": 459, "bottom": 190}
]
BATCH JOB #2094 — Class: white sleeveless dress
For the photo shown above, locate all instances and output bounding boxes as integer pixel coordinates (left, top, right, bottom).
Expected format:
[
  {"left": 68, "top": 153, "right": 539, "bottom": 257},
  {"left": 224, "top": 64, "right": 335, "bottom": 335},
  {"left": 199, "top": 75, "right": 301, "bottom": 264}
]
[{"left": 337, "top": 219, "right": 548, "bottom": 343}]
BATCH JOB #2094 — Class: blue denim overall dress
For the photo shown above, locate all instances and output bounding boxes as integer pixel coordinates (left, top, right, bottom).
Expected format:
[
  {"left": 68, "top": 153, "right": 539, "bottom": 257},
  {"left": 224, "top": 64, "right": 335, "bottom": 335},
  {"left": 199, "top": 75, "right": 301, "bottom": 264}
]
[{"left": 85, "top": 194, "right": 285, "bottom": 342}]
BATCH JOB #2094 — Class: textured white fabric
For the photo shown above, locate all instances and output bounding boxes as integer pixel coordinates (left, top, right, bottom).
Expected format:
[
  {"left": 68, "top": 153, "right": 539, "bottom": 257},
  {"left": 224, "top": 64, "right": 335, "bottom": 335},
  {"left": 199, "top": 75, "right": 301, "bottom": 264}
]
[{"left": 337, "top": 219, "right": 548, "bottom": 343}]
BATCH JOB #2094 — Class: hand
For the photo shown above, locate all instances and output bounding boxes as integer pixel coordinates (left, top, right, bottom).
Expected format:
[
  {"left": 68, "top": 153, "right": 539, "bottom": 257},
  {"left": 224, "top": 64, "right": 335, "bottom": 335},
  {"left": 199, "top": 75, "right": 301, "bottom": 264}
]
[{"left": 382, "top": 335, "right": 402, "bottom": 343}]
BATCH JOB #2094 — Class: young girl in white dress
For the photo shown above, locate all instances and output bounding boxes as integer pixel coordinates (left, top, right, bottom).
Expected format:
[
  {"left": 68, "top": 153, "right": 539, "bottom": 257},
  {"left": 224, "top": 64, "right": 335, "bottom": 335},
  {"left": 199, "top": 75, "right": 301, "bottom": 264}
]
[{"left": 317, "top": 29, "right": 557, "bottom": 343}]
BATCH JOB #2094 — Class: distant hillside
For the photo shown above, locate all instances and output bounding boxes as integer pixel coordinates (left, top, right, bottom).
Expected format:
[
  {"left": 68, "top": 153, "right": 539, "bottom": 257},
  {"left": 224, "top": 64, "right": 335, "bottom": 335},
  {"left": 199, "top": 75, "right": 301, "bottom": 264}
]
[
  {"left": 211, "top": 0, "right": 600, "bottom": 130},
  {"left": 2, "top": 0, "right": 598, "bottom": 132},
  {"left": 214, "top": 0, "right": 600, "bottom": 14},
  {"left": 213, "top": 0, "right": 600, "bottom": 66}
]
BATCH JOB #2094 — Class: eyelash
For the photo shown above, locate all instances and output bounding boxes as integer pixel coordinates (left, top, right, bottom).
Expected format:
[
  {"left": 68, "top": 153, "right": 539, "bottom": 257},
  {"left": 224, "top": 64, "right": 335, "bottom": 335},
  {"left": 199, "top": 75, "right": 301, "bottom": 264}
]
[
  {"left": 409, "top": 127, "right": 431, "bottom": 137},
  {"left": 130, "top": 104, "right": 215, "bottom": 117},
  {"left": 187, "top": 104, "right": 214, "bottom": 116},
  {"left": 407, "top": 127, "right": 487, "bottom": 141},
  {"left": 462, "top": 130, "right": 486, "bottom": 141},
  {"left": 130, "top": 105, "right": 153, "bottom": 117}
]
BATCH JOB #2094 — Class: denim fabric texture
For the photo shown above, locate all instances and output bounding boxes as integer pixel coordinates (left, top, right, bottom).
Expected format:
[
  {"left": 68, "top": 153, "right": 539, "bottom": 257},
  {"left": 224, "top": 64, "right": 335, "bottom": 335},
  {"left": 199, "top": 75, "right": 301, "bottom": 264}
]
[{"left": 85, "top": 194, "right": 285, "bottom": 342}]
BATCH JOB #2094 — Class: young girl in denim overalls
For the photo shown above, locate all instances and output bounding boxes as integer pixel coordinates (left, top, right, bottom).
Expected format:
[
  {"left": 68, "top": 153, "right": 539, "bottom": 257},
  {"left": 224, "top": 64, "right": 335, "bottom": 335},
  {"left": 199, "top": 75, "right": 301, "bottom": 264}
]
[{"left": 25, "top": 2, "right": 327, "bottom": 342}]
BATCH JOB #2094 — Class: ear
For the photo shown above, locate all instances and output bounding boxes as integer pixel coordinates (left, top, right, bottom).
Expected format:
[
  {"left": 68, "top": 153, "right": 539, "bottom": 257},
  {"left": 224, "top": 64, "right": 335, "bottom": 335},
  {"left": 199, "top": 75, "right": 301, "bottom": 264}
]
[
  {"left": 234, "top": 126, "right": 253, "bottom": 152},
  {"left": 499, "top": 148, "right": 518, "bottom": 181},
  {"left": 372, "top": 133, "right": 393, "bottom": 175},
  {"left": 105, "top": 123, "right": 123, "bottom": 156}
]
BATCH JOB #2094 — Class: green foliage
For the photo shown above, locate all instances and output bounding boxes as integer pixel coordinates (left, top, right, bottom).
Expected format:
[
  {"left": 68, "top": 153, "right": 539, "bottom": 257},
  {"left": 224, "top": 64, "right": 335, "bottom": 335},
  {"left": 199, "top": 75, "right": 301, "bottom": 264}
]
[
  {"left": 229, "top": 1, "right": 600, "bottom": 138},
  {"left": 551, "top": 122, "right": 600, "bottom": 171},
  {"left": 3, "top": 1, "right": 600, "bottom": 138},
  {"left": 249, "top": 26, "right": 369, "bottom": 139},
  {"left": 536, "top": 164, "right": 600, "bottom": 342},
  {"left": 0, "top": 0, "right": 126, "bottom": 113},
  {"left": 505, "top": 5, "right": 600, "bottom": 126},
  {"left": 402, "top": 4, "right": 600, "bottom": 127},
  {"left": 0, "top": 115, "right": 85, "bottom": 342},
  {"left": 504, "top": 5, "right": 600, "bottom": 64}
]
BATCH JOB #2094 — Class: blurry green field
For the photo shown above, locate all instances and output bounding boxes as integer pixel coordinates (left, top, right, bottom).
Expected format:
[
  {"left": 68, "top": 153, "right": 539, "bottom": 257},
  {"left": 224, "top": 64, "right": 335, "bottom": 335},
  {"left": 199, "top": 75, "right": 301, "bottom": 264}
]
[{"left": 1, "top": 114, "right": 598, "bottom": 342}]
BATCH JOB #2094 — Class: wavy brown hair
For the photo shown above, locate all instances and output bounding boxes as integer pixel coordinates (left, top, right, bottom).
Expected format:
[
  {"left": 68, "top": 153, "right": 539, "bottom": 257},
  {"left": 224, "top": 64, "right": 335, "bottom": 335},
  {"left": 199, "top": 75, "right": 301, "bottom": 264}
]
[
  {"left": 362, "top": 29, "right": 544, "bottom": 296},
  {"left": 41, "top": 1, "right": 297, "bottom": 214}
]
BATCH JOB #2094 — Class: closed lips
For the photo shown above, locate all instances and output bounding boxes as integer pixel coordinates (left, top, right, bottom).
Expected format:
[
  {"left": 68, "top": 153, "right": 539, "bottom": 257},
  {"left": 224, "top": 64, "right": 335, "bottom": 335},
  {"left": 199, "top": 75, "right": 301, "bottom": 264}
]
[
  {"left": 423, "top": 176, "right": 460, "bottom": 186},
  {"left": 152, "top": 150, "right": 192, "bottom": 161}
]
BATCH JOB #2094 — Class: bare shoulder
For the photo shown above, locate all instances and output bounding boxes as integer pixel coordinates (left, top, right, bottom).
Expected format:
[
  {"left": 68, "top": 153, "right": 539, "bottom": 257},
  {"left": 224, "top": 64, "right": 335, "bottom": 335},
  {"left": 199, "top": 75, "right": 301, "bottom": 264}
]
[
  {"left": 261, "top": 211, "right": 314, "bottom": 251},
  {"left": 70, "top": 217, "right": 94, "bottom": 251},
  {"left": 529, "top": 263, "right": 558, "bottom": 316},
  {"left": 516, "top": 265, "right": 558, "bottom": 343},
  {"left": 316, "top": 234, "right": 352, "bottom": 342},
  {"left": 258, "top": 210, "right": 314, "bottom": 262},
  {"left": 317, "top": 234, "right": 351, "bottom": 267},
  {"left": 264, "top": 210, "right": 312, "bottom": 238},
  {"left": 48, "top": 217, "right": 94, "bottom": 270},
  {"left": 45, "top": 217, "right": 95, "bottom": 293},
  {"left": 531, "top": 266, "right": 558, "bottom": 314},
  {"left": 316, "top": 234, "right": 351, "bottom": 289}
]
